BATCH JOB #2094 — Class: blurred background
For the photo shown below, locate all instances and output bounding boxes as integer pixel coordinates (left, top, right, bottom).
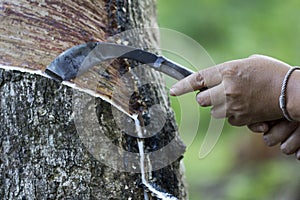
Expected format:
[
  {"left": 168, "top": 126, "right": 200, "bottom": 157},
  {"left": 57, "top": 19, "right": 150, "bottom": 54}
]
[{"left": 157, "top": 0, "right": 300, "bottom": 199}]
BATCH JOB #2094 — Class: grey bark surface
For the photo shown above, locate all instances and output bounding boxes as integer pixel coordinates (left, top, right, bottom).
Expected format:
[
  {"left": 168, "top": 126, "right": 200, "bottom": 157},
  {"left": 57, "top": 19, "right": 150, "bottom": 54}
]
[{"left": 0, "top": 0, "right": 187, "bottom": 199}]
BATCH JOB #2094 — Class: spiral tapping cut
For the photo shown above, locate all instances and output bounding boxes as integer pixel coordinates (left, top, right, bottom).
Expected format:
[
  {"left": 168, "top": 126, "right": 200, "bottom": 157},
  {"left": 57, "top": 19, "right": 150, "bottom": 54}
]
[{"left": 133, "top": 114, "right": 178, "bottom": 200}]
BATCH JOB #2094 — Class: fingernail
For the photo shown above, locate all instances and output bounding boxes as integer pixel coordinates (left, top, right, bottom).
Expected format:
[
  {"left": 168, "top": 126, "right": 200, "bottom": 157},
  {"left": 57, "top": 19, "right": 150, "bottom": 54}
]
[
  {"left": 170, "top": 88, "right": 176, "bottom": 96},
  {"left": 196, "top": 94, "right": 206, "bottom": 106}
]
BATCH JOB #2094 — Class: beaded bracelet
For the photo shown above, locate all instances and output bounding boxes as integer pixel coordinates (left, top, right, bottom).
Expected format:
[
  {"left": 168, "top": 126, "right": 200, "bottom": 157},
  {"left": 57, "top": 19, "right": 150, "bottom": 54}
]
[{"left": 279, "top": 67, "right": 300, "bottom": 121}]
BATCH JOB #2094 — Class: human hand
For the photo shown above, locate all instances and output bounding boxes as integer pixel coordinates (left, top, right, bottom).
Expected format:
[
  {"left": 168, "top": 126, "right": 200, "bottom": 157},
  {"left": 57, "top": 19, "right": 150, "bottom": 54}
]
[
  {"left": 170, "top": 55, "right": 291, "bottom": 126},
  {"left": 248, "top": 120, "right": 300, "bottom": 160}
]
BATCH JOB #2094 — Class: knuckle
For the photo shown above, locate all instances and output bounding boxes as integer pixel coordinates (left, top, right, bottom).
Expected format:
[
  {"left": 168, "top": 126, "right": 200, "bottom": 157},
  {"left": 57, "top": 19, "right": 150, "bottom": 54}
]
[
  {"left": 223, "top": 85, "right": 242, "bottom": 104},
  {"left": 195, "top": 71, "right": 205, "bottom": 88},
  {"left": 248, "top": 54, "right": 262, "bottom": 59},
  {"left": 224, "top": 84, "right": 239, "bottom": 97},
  {"left": 228, "top": 104, "right": 245, "bottom": 114},
  {"left": 228, "top": 111, "right": 251, "bottom": 126},
  {"left": 221, "top": 64, "right": 239, "bottom": 77},
  {"left": 220, "top": 76, "right": 242, "bottom": 97},
  {"left": 228, "top": 115, "right": 246, "bottom": 126}
]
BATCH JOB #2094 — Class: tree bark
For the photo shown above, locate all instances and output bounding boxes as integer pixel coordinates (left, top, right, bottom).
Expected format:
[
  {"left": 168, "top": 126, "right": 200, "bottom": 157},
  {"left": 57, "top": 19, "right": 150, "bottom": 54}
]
[{"left": 0, "top": 0, "right": 187, "bottom": 199}]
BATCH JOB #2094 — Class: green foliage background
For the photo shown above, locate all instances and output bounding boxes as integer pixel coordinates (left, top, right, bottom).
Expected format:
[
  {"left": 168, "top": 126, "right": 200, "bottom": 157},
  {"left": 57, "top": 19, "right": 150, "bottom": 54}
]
[{"left": 157, "top": 0, "right": 300, "bottom": 199}]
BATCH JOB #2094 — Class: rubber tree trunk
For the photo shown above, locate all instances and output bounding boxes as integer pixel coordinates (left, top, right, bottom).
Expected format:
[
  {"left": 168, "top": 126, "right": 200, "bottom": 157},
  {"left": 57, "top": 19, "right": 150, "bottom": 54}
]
[{"left": 0, "top": 1, "right": 187, "bottom": 199}]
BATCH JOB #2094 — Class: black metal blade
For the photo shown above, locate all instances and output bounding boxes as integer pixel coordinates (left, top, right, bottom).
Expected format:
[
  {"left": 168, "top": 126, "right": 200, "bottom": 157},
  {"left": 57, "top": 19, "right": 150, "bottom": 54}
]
[{"left": 45, "top": 42, "right": 194, "bottom": 81}]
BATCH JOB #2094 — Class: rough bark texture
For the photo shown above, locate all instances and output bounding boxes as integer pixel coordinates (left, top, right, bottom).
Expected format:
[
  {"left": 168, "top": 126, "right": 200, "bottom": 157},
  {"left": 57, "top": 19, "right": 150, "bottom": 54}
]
[{"left": 0, "top": 0, "right": 187, "bottom": 199}]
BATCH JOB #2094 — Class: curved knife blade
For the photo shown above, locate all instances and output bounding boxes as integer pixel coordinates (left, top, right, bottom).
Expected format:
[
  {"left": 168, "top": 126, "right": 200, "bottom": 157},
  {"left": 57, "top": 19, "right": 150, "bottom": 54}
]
[{"left": 45, "top": 42, "right": 195, "bottom": 81}]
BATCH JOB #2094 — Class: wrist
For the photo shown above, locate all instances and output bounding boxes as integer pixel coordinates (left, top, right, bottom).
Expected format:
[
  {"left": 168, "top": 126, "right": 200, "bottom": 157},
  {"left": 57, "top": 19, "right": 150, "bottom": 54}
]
[{"left": 286, "top": 68, "right": 300, "bottom": 121}]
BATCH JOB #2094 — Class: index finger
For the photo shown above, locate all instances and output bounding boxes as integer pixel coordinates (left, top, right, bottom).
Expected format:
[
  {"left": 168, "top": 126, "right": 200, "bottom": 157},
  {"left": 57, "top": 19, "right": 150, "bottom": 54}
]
[{"left": 170, "top": 65, "right": 223, "bottom": 96}]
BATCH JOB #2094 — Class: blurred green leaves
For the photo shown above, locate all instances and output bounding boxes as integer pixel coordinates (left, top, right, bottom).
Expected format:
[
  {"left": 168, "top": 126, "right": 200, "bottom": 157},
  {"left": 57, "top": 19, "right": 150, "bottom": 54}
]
[
  {"left": 157, "top": 0, "right": 300, "bottom": 64},
  {"left": 157, "top": 0, "right": 300, "bottom": 199}
]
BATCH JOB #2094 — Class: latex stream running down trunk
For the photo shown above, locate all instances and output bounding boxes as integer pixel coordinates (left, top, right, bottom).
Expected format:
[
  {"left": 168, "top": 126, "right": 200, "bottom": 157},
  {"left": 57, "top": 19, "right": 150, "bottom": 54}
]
[{"left": 133, "top": 114, "right": 178, "bottom": 200}]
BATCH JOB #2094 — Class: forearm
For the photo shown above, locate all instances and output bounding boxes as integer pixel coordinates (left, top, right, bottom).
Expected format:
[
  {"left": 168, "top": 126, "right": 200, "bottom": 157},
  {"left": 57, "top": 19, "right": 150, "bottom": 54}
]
[{"left": 286, "top": 70, "right": 300, "bottom": 121}]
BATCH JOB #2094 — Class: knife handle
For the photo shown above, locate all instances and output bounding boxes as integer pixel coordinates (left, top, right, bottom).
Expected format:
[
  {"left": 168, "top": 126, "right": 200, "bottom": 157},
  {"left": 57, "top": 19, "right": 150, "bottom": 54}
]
[{"left": 154, "top": 56, "right": 208, "bottom": 91}]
